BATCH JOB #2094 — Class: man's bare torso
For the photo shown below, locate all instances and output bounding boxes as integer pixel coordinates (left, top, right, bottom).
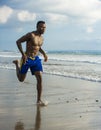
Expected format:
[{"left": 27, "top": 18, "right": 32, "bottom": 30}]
[{"left": 25, "top": 31, "right": 43, "bottom": 57}]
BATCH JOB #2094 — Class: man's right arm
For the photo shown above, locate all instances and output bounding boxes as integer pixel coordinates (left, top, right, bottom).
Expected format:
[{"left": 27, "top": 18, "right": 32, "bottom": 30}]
[
  {"left": 16, "top": 33, "right": 31, "bottom": 54},
  {"left": 16, "top": 36, "right": 26, "bottom": 56},
  {"left": 16, "top": 33, "right": 30, "bottom": 63}
]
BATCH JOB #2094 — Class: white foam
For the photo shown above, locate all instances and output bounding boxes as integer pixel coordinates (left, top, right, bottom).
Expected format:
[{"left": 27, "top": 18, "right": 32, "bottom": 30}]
[{"left": 1, "top": 51, "right": 101, "bottom": 82}]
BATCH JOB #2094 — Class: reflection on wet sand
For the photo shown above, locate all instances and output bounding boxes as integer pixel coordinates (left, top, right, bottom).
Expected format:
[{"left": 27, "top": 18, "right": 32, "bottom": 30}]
[
  {"left": 14, "top": 106, "right": 41, "bottom": 130},
  {"left": 34, "top": 106, "right": 41, "bottom": 130},
  {"left": 15, "top": 122, "right": 24, "bottom": 130}
]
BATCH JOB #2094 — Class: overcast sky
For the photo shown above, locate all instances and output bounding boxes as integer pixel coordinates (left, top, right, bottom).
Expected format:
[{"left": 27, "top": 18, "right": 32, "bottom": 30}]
[{"left": 1, "top": 0, "right": 101, "bottom": 51}]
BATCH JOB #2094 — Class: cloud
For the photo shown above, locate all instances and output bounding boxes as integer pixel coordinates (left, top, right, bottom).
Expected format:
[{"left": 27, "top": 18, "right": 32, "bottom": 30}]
[
  {"left": 1, "top": 0, "right": 101, "bottom": 29},
  {"left": 1, "top": 0, "right": 101, "bottom": 26},
  {"left": 15, "top": 27, "right": 23, "bottom": 32},
  {"left": 17, "top": 10, "right": 36, "bottom": 22},
  {"left": 0, "top": 5, "right": 13, "bottom": 24},
  {"left": 87, "top": 27, "right": 94, "bottom": 33},
  {"left": 37, "top": 0, "right": 101, "bottom": 25},
  {"left": 44, "top": 13, "right": 69, "bottom": 24}
]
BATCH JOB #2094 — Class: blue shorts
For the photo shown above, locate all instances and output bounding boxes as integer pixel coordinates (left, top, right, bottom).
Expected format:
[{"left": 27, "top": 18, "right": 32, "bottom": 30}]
[{"left": 19, "top": 56, "right": 43, "bottom": 75}]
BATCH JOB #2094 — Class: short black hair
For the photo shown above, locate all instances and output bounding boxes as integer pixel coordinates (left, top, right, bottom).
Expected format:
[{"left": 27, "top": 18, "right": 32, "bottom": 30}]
[{"left": 36, "top": 21, "right": 45, "bottom": 28}]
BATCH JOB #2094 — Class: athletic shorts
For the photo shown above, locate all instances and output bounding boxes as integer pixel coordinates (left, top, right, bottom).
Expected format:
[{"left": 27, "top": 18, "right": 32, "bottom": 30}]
[{"left": 19, "top": 56, "right": 43, "bottom": 75}]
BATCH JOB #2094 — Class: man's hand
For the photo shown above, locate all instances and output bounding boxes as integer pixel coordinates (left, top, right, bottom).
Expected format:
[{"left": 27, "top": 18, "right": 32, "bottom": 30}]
[
  {"left": 39, "top": 48, "right": 48, "bottom": 62},
  {"left": 22, "top": 54, "right": 27, "bottom": 64},
  {"left": 44, "top": 54, "right": 48, "bottom": 62}
]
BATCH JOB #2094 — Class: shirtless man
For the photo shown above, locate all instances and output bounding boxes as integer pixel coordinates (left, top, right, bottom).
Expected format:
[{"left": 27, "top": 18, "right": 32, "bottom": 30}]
[{"left": 13, "top": 21, "right": 48, "bottom": 105}]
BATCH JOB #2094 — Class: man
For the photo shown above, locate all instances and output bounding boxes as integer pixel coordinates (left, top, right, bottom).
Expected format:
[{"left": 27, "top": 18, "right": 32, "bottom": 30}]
[{"left": 13, "top": 21, "right": 48, "bottom": 106}]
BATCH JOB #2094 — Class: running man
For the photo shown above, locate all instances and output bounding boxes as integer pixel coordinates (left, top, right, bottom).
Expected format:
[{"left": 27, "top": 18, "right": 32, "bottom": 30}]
[{"left": 13, "top": 21, "right": 48, "bottom": 106}]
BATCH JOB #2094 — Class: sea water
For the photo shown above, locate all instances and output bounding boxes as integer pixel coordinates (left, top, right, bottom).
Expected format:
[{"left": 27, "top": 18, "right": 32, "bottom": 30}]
[{"left": 0, "top": 50, "right": 101, "bottom": 82}]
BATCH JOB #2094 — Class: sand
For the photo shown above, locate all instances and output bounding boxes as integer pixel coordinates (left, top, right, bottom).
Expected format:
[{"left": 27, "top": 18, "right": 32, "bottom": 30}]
[{"left": 0, "top": 69, "right": 101, "bottom": 130}]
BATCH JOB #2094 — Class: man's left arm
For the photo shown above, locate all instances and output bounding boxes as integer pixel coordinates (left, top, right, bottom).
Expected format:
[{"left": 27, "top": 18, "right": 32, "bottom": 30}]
[{"left": 39, "top": 48, "right": 48, "bottom": 62}]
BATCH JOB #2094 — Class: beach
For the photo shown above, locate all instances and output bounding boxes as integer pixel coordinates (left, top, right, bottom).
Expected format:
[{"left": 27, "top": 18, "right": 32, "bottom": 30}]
[{"left": 0, "top": 69, "right": 101, "bottom": 130}]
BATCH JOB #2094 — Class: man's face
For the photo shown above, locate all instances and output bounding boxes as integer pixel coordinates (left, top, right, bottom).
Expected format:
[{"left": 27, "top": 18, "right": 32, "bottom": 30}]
[{"left": 37, "top": 23, "right": 46, "bottom": 34}]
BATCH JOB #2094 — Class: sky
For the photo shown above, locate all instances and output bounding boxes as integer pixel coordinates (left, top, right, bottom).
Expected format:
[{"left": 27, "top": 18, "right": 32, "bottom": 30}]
[{"left": 1, "top": 0, "right": 101, "bottom": 51}]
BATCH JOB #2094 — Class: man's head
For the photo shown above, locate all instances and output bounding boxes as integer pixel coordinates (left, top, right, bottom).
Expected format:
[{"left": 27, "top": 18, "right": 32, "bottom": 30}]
[{"left": 36, "top": 21, "right": 46, "bottom": 34}]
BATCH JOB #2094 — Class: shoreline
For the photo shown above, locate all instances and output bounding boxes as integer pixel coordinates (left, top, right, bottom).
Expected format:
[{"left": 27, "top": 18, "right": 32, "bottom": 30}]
[{"left": 0, "top": 69, "right": 101, "bottom": 130}]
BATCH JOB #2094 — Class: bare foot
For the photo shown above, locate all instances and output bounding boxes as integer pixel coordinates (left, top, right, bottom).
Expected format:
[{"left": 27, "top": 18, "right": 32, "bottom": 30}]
[
  {"left": 13, "top": 60, "right": 18, "bottom": 65},
  {"left": 37, "top": 100, "right": 48, "bottom": 106}
]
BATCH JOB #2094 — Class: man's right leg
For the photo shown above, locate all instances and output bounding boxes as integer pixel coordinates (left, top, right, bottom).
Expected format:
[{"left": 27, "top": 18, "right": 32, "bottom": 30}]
[{"left": 13, "top": 60, "right": 26, "bottom": 82}]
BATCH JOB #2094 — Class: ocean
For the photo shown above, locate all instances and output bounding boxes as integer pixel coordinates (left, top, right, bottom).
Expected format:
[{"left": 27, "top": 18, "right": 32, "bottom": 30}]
[{"left": 0, "top": 50, "right": 101, "bottom": 82}]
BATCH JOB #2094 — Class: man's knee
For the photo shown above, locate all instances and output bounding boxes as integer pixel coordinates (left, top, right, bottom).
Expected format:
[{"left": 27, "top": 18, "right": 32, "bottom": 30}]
[
  {"left": 19, "top": 78, "right": 24, "bottom": 82},
  {"left": 18, "top": 74, "right": 26, "bottom": 82}
]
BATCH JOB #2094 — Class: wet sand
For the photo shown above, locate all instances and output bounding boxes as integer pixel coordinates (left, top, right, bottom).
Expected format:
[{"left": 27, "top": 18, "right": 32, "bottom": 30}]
[{"left": 0, "top": 69, "right": 101, "bottom": 130}]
